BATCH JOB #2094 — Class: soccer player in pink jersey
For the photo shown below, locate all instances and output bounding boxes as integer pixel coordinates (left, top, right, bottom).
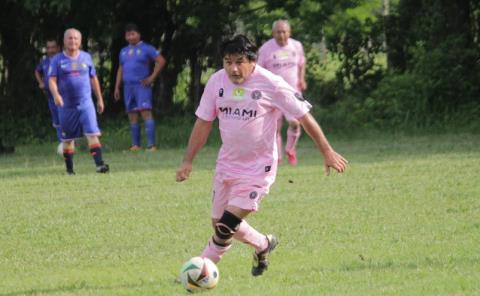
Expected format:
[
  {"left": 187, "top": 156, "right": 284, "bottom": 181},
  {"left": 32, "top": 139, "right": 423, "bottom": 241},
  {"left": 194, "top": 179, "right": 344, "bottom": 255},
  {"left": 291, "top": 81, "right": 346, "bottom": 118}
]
[
  {"left": 176, "top": 35, "right": 347, "bottom": 277},
  {"left": 258, "top": 20, "right": 307, "bottom": 165}
]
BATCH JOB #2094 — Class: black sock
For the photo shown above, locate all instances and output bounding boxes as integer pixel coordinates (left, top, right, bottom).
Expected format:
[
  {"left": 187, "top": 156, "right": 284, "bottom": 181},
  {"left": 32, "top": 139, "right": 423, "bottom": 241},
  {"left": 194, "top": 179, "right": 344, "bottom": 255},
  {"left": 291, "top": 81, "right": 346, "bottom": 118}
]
[
  {"left": 90, "top": 145, "right": 104, "bottom": 166},
  {"left": 63, "top": 150, "right": 74, "bottom": 172}
]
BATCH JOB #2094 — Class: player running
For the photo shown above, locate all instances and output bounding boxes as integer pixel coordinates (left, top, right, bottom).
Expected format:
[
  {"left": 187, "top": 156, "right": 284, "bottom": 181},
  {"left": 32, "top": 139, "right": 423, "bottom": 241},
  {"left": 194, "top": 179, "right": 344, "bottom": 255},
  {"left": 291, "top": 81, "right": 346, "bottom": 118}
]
[
  {"left": 48, "top": 28, "right": 109, "bottom": 175},
  {"left": 258, "top": 20, "right": 307, "bottom": 165},
  {"left": 176, "top": 35, "right": 347, "bottom": 276},
  {"left": 34, "top": 38, "right": 63, "bottom": 152},
  {"left": 114, "top": 23, "right": 166, "bottom": 152}
]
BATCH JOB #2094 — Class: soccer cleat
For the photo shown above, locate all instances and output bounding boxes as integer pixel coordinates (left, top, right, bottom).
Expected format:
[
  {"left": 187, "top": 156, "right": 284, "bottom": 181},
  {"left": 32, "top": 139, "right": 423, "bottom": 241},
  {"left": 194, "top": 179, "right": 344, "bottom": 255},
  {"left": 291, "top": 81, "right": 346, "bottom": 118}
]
[
  {"left": 96, "top": 163, "right": 109, "bottom": 173},
  {"left": 66, "top": 170, "right": 75, "bottom": 176},
  {"left": 286, "top": 150, "right": 297, "bottom": 166},
  {"left": 146, "top": 145, "right": 157, "bottom": 152},
  {"left": 251, "top": 234, "right": 278, "bottom": 276},
  {"left": 129, "top": 145, "right": 142, "bottom": 152}
]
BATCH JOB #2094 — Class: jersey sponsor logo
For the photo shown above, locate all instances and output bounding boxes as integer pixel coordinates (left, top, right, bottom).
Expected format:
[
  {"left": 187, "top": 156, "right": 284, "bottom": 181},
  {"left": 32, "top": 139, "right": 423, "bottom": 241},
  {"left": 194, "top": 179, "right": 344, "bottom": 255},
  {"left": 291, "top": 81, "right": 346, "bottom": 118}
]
[
  {"left": 232, "top": 87, "right": 245, "bottom": 101},
  {"left": 71, "top": 63, "right": 78, "bottom": 70},
  {"left": 219, "top": 88, "right": 224, "bottom": 97},
  {"left": 218, "top": 106, "right": 257, "bottom": 120},
  {"left": 249, "top": 191, "right": 258, "bottom": 199},
  {"left": 274, "top": 50, "right": 290, "bottom": 60},
  {"left": 251, "top": 90, "right": 262, "bottom": 100}
]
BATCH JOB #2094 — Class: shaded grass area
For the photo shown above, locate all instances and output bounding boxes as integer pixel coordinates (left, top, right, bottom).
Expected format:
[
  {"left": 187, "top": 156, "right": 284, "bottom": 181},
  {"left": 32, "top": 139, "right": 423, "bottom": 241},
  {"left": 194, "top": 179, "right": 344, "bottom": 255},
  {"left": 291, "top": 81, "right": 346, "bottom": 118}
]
[{"left": 0, "top": 132, "right": 479, "bottom": 295}]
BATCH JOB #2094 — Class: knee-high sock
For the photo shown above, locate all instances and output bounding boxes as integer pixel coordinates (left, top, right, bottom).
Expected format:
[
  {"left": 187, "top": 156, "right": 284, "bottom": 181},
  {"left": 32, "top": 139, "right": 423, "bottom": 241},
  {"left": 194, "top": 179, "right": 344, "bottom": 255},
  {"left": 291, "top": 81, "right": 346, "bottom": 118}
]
[
  {"left": 233, "top": 220, "right": 268, "bottom": 253},
  {"left": 89, "top": 144, "right": 104, "bottom": 166},
  {"left": 63, "top": 149, "right": 74, "bottom": 172},
  {"left": 130, "top": 123, "right": 141, "bottom": 147},
  {"left": 145, "top": 119, "right": 155, "bottom": 147},
  {"left": 285, "top": 126, "right": 301, "bottom": 154},
  {"left": 201, "top": 237, "right": 232, "bottom": 264}
]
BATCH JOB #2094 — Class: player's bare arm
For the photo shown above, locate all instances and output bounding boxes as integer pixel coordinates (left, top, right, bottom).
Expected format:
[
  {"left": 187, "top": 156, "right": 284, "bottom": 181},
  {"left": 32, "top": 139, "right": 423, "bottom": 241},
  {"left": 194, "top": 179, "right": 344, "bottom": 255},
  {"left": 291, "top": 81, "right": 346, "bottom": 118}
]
[
  {"left": 176, "top": 118, "right": 213, "bottom": 182},
  {"left": 298, "top": 63, "right": 307, "bottom": 91},
  {"left": 299, "top": 112, "right": 348, "bottom": 175},
  {"left": 34, "top": 70, "right": 45, "bottom": 89},
  {"left": 142, "top": 55, "right": 166, "bottom": 86},
  {"left": 48, "top": 76, "right": 63, "bottom": 107},
  {"left": 114, "top": 65, "right": 123, "bottom": 101},
  {"left": 90, "top": 76, "right": 104, "bottom": 114}
]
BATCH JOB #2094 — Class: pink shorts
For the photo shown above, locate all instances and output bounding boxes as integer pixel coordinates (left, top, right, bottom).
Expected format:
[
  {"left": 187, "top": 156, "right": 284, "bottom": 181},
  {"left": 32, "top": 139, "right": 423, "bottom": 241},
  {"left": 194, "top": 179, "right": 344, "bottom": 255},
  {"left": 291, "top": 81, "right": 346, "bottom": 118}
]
[{"left": 211, "top": 172, "right": 276, "bottom": 219}]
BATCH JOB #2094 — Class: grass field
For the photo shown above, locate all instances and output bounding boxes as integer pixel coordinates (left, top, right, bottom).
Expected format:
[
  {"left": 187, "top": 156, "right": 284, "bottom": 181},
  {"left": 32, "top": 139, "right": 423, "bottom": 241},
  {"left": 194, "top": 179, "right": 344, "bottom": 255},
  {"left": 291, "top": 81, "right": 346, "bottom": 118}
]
[{"left": 1, "top": 132, "right": 479, "bottom": 295}]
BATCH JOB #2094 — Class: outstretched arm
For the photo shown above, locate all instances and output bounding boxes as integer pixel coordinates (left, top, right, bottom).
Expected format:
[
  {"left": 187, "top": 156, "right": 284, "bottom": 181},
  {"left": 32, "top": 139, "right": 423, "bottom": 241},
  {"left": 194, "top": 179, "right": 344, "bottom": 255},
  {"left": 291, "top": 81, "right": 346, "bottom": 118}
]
[
  {"left": 299, "top": 112, "right": 347, "bottom": 175},
  {"left": 176, "top": 118, "right": 213, "bottom": 182}
]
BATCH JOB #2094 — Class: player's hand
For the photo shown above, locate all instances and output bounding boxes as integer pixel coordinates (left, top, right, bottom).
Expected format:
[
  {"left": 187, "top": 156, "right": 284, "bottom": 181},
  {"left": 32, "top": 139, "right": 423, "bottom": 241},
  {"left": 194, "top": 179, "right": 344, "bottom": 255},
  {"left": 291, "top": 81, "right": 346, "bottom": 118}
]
[
  {"left": 324, "top": 150, "right": 348, "bottom": 176},
  {"left": 38, "top": 82, "right": 45, "bottom": 90},
  {"left": 298, "top": 79, "right": 307, "bottom": 92},
  {"left": 97, "top": 100, "right": 104, "bottom": 114},
  {"left": 54, "top": 95, "right": 64, "bottom": 107},
  {"left": 114, "top": 88, "right": 121, "bottom": 101},
  {"left": 141, "top": 76, "right": 155, "bottom": 87},
  {"left": 176, "top": 161, "right": 192, "bottom": 182}
]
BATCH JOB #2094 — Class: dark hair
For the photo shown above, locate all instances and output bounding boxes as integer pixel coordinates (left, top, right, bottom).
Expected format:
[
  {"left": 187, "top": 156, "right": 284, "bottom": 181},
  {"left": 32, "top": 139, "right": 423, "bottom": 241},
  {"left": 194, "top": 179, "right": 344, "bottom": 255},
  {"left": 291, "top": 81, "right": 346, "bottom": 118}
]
[
  {"left": 125, "top": 23, "right": 140, "bottom": 33},
  {"left": 220, "top": 35, "right": 257, "bottom": 61},
  {"left": 45, "top": 38, "right": 58, "bottom": 44}
]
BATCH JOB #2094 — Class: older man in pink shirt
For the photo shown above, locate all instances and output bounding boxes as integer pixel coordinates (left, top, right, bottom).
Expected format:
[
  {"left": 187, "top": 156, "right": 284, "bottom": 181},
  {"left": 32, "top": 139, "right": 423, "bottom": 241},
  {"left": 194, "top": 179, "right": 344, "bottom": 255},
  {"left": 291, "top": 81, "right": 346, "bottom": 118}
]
[
  {"left": 176, "top": 35, "right": 347, "bottom": 277},
  {"left": 258, "top": 20, "right": 307, "bottom": 165}
]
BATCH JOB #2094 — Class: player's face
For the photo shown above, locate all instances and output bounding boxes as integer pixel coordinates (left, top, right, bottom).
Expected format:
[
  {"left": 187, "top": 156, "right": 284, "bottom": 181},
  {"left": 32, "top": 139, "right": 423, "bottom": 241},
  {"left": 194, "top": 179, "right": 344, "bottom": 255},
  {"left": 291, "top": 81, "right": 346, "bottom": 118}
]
[
  {"left": 223, "top": 54, "right": 255, "bottom": 85},
  {"left": 46, "top": 41, "right": 59, "bottom": 57},
  {"left": 273, "top": 23, "right": 291, "bottom": 46},
  {"left": 64, "top": 31, "right": 81, "bottom": 52},
  {"left": 125, "top": 31, "right": 141, "bottom": 45}
]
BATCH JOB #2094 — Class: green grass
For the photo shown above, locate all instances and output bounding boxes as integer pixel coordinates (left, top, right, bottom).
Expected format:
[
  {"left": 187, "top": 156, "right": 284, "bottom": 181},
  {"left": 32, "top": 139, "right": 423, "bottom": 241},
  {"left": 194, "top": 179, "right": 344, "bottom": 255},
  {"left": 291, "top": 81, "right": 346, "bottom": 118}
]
[{"left": 1, "top": 132, "right": 479, "bottom": 295}]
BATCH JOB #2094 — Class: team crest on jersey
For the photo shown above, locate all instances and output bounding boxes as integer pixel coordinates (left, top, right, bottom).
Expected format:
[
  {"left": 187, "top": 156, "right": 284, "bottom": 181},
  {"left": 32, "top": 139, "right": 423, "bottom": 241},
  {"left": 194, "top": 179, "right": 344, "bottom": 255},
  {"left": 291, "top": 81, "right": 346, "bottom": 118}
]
[
  {"left": 81, "top": 63, "right": 87, "bottom": 69},
  {"left": 294, "top": 92, "right": 305, "bottom": 101},
  {"left": 251, "top": 90, "right": 262, "bottom": 100},
  {"left": 136, "top": 49, "right": 142, "bottom": 55},
  {"left": 232, "top": 87, "right": 245, "bottom": 101},
  {"left": 249, "top": 191, "right": 258, "bottom": 199},
  {"left": 219, "top": 88, "right": 224, "bottom": 97}
]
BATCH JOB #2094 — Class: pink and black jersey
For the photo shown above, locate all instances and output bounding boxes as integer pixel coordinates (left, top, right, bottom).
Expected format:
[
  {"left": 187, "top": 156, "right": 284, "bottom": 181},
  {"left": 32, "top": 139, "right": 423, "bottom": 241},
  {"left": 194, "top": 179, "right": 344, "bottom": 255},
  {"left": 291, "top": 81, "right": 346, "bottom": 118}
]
[
  {"left": 195, "top": 65, "right": 311, "bottom": 177},
  {"left": 257, "top": 38, "right": 305, "bottom": 91}
]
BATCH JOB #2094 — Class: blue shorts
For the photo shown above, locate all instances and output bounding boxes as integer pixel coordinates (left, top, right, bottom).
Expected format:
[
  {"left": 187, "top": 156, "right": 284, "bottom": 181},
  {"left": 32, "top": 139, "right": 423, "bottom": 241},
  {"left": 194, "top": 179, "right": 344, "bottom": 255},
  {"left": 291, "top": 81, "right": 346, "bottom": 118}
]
[
  {"left": 58, "top": 101, "right": 101, "bottom": 141},
  {"left": 123, "top": 83, "right": 153, "bottom": 112},
  {"left": 47, "top": 97, "right": 60, "bottom": 128}
]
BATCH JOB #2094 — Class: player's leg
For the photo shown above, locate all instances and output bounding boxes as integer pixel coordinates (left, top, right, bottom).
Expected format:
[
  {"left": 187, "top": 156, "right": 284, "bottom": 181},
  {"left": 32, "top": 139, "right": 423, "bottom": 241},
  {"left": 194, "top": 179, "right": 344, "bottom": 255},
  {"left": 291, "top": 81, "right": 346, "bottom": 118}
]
[
  {"left": 127, "top": 112, "right": 141, "bottom": 150},
  {"left": 81, "top": 104, "right": 109, "bottom": 173},
  {"left": 48, "top": 99, "right": 62, "bottom": 143},
  {"left": 59, "top": 107, "right": 80, "bottom": 175},
  {"left": 124, "top": 84, "right": 141, "bottom": 150},
  {"left": 140, "top": 109, "right": 156, "bottom": 151},
  {"left": 285, "top": 118, "right": 301, "bottom": 166},
  {"left": 201, "top": 205, "right": 250, "bottom": 263},
  {"left": 136, "top": 84, "right": 156, "bottom": 150}
]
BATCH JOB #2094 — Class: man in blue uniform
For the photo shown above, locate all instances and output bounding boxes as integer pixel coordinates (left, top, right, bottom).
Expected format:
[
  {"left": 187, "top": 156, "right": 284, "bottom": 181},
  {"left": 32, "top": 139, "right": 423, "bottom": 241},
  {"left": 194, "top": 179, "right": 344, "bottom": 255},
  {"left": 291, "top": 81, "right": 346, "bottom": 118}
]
[
  {"left": 114, "top": 23, "right": 166, "bottom": 151},
  {"left": 34, "top": 38, "right": 63, "bottom": 151},
  {"left": 49, "top": 28, "right": 109, "bottom": 175}
]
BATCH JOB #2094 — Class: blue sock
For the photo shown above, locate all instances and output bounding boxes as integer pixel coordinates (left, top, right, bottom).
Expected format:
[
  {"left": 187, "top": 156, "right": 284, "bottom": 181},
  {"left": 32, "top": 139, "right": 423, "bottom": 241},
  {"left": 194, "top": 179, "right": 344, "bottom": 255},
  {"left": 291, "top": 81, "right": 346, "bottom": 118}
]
[
  {"left": 130, "top": 123, "right": 141, "bottom": 147},
  {"left": 56, "top": 127, "right": 62, "bottom": 142},
  {"left": 145, "top": 119, "right": 155, "bottom": 147}
]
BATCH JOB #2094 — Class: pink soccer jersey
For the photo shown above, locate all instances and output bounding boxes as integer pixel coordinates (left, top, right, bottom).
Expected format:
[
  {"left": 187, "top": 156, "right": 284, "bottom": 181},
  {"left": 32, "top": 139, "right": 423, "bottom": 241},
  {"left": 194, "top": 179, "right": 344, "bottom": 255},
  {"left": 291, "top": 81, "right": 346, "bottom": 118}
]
[
  {"left": 257, "top": 38, "right": 305, "bottom": 91},
  {"left": 195, "top": 65, "right": 311, "bottom": 177}
]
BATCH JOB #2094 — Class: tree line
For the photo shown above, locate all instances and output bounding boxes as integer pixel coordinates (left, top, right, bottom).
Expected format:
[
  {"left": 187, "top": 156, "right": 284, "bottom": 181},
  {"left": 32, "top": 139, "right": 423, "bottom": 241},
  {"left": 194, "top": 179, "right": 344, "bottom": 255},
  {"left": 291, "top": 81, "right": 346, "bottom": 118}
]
[{"left": 1, "top": 0, "right": 479, "bottom": 144}]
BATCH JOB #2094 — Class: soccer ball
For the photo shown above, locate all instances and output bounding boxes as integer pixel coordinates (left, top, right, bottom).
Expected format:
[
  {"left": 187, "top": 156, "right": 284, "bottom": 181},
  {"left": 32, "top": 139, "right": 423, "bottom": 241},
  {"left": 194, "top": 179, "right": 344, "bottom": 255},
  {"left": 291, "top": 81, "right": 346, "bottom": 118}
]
[{"left": 180, "top": 257, "right": 219, "bottom": 293}]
